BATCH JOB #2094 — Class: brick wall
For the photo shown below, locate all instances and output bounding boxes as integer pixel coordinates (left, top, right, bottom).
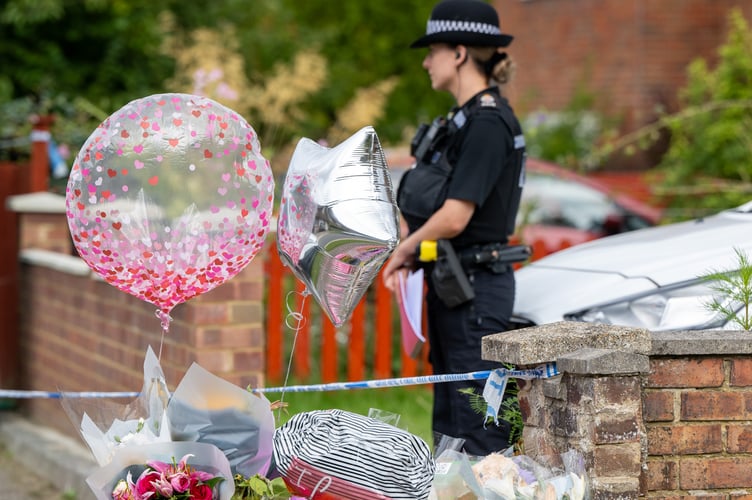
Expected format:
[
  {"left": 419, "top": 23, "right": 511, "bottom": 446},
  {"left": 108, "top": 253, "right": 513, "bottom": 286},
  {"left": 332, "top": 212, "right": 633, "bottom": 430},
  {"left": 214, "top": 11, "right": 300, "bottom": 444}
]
[
  {"left": 484, "top": 323, "right": 752, "bottom": 498},
  {"left": 494, "top": 0, "right": 752, "bottom": 167},
  {"left": 10, "top": 194, "right": 268, "bottom": 440},
  {"left": 645, "top": 356, "right": 752, "bottom": 495}
]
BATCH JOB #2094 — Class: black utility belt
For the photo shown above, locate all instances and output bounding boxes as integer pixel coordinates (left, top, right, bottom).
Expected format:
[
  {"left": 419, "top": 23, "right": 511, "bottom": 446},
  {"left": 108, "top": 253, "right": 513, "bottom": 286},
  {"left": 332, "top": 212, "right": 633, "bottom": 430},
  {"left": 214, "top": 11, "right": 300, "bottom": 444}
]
[
  {"left": 416, "top": 240, "right": 532, "bottom": 309},
  {"left": 457, "top": 243, "right": 532, "bottom": 272}
]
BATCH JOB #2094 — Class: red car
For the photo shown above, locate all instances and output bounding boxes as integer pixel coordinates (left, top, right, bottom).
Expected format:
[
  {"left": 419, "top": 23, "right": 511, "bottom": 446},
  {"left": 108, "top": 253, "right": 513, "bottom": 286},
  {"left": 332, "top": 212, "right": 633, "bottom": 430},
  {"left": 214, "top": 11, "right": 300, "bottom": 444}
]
[
  {"left": 518, "top": 158, "right": 662, "bottom": 258},
  {"left": 385, "top": 149, "right": 662, "bottom": 259}
]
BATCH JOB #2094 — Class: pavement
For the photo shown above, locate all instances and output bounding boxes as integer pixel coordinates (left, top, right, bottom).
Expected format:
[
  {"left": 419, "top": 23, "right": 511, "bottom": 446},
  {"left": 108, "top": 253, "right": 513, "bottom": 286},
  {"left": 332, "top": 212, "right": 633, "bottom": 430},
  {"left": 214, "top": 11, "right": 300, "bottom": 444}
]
[{"left": 0, "top": 410, "right": 97, "bottom": 499}]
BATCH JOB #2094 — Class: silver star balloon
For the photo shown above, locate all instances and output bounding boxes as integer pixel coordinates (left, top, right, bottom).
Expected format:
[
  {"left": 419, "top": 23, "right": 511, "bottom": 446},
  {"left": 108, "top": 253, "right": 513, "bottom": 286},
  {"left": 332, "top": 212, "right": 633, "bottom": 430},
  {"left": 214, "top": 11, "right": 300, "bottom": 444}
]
[{"left": 277, "top": 126, "right": 400, "bottom": 327}]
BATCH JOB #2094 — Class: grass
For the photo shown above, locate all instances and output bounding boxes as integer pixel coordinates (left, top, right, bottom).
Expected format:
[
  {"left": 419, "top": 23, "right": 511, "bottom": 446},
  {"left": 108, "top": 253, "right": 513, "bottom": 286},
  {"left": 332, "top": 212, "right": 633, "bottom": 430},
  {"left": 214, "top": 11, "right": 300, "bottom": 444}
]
[{"left": 269, "top": 385, "right": 434, "bottom": 446}]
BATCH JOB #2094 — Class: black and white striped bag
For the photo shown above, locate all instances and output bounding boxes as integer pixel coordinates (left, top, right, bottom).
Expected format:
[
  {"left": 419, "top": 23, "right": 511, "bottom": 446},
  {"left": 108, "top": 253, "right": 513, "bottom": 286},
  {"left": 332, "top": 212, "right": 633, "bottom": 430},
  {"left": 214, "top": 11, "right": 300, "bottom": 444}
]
[{"left": 273, "top": 409, "right": 435, "bottom": 500}]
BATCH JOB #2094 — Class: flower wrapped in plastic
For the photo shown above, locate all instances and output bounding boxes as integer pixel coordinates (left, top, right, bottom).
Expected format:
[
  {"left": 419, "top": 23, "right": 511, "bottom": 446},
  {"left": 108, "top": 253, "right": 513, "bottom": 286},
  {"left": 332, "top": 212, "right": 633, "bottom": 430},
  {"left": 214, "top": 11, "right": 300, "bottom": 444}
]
[
  {"left": 167, "top": 361, "right": 275, "bottom": 479},
  {"left": 61, "top": 346, "right": 171, "bottom": 466},
  {"left": 511, "top": 450, "right": 587, "bottom": 500},
  {"left": 60, "top": 346, "right": 274, "bottom": 499},
  {"left": 429, "top": 448, "right": 588, "bottom": 500},
  {"left": 86, "top": 441, "right": 234, "bottom": 500}
]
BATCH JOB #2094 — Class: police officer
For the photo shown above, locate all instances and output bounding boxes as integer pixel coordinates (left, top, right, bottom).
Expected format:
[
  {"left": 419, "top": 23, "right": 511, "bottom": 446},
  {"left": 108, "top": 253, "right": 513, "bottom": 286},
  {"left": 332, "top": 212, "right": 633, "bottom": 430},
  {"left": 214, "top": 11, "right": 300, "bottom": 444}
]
[{"left": 382, "top": 0, "right": 526, "bottom": 456}]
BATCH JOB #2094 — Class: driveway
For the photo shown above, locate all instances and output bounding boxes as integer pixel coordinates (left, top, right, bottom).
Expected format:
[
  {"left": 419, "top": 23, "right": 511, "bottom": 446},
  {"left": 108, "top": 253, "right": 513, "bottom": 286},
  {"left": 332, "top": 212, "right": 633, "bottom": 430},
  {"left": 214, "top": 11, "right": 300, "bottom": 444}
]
[
  {"left": 0, "top": 444, "right": 70, "bottom": 499},
  {"left": 0, "top": 412, "right": 96, "bottom": 499}
]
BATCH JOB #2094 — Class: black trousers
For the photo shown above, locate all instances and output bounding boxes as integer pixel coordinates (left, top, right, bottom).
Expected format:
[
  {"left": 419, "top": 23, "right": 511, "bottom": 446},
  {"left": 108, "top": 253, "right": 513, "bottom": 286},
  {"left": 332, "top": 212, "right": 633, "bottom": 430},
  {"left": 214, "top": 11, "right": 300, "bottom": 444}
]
[{"left": 426, "top": 266, "right": 515, "bottom": 456}]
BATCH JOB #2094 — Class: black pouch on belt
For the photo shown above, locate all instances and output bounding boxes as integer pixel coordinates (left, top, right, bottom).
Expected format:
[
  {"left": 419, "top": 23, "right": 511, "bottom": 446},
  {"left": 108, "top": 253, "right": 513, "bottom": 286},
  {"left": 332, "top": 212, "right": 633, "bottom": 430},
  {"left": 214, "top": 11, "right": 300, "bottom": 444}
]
[{"left": 430, "top": 240, "right": 475, "bottom": 308}]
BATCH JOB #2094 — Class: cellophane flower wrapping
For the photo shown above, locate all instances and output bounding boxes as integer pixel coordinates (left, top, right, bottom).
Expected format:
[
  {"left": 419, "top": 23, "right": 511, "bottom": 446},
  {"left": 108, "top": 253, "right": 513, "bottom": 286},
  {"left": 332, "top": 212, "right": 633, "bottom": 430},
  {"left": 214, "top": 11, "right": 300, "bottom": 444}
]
[
  {"left": 166, "top": 361, "right": 275, "bottom": 479},
  {"left": 61, "top": 346, "right": 171, "bottom": 466},
  {"left": 85, "top": 441, "right": 234, "bottom": 500},
  {"left": 429, "top": 448, "right": 589, "bottom": 500},
  {"left": 60, "top": 347, "right": 275, "bottom": 499},
  {"left": 428, "top": 449, "right": 477, "bottom": 500}
]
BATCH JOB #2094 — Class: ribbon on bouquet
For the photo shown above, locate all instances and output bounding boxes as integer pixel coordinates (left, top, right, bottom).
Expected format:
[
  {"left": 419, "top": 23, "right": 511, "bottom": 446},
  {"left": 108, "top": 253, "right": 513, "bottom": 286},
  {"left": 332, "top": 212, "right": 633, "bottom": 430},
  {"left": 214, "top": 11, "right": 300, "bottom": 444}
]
[{"left": 482, "top": 362, "right": 560, "bottom": 426}]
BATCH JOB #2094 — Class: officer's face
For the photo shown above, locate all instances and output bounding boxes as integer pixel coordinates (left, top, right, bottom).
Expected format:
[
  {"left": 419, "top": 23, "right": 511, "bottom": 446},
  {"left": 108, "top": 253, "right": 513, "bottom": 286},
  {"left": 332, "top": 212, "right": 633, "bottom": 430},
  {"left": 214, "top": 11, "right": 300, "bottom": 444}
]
[{"left": 423, "top": 43, "right": 456, "bottom": 92}]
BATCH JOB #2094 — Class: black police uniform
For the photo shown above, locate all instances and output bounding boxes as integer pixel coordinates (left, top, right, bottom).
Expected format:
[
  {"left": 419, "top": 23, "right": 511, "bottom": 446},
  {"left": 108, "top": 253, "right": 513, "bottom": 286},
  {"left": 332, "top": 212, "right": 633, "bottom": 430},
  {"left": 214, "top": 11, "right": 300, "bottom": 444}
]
[{"left": 397, "top": 86, "right": 526, "bottom": 456}]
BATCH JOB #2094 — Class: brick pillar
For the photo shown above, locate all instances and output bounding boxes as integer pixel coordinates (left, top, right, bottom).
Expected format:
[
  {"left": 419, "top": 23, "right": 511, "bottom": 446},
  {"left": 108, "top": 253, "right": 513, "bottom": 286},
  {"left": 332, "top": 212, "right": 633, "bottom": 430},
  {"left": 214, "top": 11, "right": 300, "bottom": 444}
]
[
  {"left": 554, "top": 349, "right": 649, "bottom": 498},
  {"left": 482, "top": 322, "right": 652, "bottom": 499}
]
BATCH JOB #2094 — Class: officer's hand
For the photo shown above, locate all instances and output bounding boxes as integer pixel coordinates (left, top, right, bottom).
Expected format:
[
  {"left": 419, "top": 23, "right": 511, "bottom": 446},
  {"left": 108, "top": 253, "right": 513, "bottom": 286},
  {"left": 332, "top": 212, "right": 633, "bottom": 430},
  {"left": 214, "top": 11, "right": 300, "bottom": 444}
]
[
  {"left": 382, "top": 243, "right": 415, "bottom": 290},
  {"left": 383, "top": 268, "right": 407, "bottom": 292}
]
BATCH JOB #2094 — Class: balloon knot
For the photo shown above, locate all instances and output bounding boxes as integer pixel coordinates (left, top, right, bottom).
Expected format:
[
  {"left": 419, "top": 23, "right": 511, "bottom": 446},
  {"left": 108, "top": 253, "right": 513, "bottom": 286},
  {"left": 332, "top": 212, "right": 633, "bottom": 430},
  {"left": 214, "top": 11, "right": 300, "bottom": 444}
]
[{"left": 155, "top": 309, "right": 173, "bottom": 332}]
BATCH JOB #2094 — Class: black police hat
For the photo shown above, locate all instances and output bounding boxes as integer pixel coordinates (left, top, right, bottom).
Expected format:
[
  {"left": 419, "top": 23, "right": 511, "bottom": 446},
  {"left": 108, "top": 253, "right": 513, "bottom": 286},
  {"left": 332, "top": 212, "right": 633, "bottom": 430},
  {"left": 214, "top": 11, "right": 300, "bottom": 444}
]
[{"left": 410, "top": 0, "right": 514, "bottom": 49}]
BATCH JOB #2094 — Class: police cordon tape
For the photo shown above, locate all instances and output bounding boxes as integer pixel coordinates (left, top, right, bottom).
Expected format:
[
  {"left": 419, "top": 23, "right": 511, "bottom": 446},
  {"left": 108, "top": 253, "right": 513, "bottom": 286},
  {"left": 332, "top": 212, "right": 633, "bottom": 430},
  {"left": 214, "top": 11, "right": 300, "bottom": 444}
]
[{"left": 0, "top": 363, "right": 559, "bottom": 419}]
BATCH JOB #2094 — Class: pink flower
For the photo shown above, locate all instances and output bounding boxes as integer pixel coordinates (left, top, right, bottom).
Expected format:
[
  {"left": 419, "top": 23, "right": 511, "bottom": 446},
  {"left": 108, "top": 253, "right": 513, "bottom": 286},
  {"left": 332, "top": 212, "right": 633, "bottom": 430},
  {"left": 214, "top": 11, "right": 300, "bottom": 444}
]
[
  {"left": 168, "top": 471, "right": 191, "bottom": 493},
  {"left": 151, "top": 476, "right": 174, "bottom": 497},
  {"left": 189, "top": 483, "right": 213, "bottom": 500},
  {"left": 145, "top": 459, "right": 171, "bottom": 475},
  {"left": 175, "top": 454, "right": 194, "bottom": 471},
  {"left": 111, "top": 453, "right": 222, "bottom": 500},
  {"left": 135, "top": 469, "right": 161, "bottom": 498},
  {"left": 112, "top": 477, "right": 134, "bottom": 500},
  {"left": 190, "top": 470, "right": 215, "bottom": 482}
]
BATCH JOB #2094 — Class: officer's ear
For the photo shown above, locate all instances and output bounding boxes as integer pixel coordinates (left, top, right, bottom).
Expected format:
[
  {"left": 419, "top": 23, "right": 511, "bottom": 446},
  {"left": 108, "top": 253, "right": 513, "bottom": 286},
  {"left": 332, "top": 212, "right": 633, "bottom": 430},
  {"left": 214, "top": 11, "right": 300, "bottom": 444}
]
[{"left": 455, "top": 46, "right": 467, "bottom": 65}]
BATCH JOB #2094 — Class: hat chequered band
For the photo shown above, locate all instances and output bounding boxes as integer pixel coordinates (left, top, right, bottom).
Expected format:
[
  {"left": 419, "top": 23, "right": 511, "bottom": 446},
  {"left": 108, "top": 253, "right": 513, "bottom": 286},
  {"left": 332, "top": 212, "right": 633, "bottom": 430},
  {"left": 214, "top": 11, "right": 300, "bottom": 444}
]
[{"left": 426, "top": 19, "right": 502, "bottom": 36}]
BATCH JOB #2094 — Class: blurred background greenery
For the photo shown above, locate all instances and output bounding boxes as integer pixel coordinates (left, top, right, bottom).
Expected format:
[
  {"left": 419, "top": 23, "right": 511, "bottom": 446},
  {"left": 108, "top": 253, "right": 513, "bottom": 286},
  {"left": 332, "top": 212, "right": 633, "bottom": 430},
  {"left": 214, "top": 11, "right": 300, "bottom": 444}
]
[
  {"left": 0, "top": 0, "right": 450, "bottom": 170},
  {"left": 2, "top": 1, "right": 752, "bottom": 218}
]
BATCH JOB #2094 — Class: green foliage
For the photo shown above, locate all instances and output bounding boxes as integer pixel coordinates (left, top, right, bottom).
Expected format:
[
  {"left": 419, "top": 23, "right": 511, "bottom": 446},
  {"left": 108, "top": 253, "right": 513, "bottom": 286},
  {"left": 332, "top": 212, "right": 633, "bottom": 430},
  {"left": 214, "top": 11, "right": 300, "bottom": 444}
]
[
  {"left": 61, "top": 490, "right": 78, "bottom": 500},
  {"left": 659, "top": 46, "right": 752, "bottom": 211},
  {"left": 458, "top": 371, "right": 523, "bottom": 447},
  {"left": 0, "top": 0, "right": 175, "bottom": 111},
  {"left": 580, "top": 9, "right": 752, "bottom": 220},
  {"left": 630, "top": 9, "right": 752, "bottom": 218},
  {"left": 255, "top": 0, "right": 449, "bottom": 142},
  {"left": 521, "top": 86, "right": 608, "bottom": 171},
  {"left": 701, "top": 247, "right": 752, "bottom": 331},
  {"left": 233, "top": 474, "right": 291, "bottom": 500},
  {"left": 1, "top": 0, "right": 445, "bottom": 161}
]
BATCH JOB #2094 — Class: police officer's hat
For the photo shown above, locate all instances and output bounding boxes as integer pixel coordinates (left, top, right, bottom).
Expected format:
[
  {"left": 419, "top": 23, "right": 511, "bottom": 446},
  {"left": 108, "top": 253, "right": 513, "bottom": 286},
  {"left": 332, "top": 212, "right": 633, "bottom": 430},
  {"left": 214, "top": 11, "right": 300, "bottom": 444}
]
[{"left": 410, "top": 0, "right": 514, "bottom": 49}]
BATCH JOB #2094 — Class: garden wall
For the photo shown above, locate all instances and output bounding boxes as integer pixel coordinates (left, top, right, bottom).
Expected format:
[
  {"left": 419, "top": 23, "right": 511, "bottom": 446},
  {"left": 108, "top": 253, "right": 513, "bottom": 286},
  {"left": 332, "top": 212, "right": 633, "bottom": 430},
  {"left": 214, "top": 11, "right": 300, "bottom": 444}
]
[
  {"left": 6, "top": 192, "right": 267, "bottom": 439},
  {"left": 484, "top": 322, "right": 752, "bottom": 499}
]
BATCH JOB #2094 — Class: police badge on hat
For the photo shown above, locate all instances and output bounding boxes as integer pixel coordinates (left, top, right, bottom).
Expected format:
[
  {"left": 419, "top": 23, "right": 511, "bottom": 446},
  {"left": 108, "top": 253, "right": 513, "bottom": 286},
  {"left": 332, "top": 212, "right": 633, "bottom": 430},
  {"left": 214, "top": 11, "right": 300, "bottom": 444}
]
[{"left": 479, "top": 93, "right": 497, "bottom": 107}]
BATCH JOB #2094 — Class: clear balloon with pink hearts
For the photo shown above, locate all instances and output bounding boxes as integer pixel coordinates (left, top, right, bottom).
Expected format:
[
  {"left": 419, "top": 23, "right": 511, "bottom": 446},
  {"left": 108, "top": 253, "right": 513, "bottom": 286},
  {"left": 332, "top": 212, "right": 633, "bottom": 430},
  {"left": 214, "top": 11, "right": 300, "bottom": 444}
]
[{"left": 66, "top": 93, "right": 274, "bottom": 333}]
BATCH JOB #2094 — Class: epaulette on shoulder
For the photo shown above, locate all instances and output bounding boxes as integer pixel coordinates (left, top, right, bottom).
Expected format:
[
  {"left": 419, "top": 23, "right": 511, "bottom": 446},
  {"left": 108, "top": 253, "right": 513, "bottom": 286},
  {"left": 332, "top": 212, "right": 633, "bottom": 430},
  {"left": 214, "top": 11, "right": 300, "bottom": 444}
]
[{"left": 478, "top": 92, "right": 498, "bottom": 108}]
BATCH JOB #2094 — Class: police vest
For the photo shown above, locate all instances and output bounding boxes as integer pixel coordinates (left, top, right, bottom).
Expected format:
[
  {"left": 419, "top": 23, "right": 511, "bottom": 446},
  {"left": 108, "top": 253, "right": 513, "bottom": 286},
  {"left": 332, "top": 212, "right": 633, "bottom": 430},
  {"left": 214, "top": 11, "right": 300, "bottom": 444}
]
[{"left": 397, "top": 93, "right": 526, "bottom": 240}]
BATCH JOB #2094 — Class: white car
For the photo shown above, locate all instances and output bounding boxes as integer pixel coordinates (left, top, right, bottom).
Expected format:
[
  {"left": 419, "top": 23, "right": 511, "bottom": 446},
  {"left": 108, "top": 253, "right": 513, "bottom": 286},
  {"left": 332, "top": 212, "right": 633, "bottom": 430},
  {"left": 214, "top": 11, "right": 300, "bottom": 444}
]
[{"left": 511, "top": 200, "right": 752, "bottom": 331}]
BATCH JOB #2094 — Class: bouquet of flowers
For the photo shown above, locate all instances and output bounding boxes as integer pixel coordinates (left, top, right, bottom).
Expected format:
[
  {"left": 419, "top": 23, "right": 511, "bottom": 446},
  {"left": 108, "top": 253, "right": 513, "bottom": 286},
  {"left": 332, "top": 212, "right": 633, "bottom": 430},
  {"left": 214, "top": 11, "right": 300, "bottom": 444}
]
[
  {"left": 87, "top": 441, "right": 234, "bottom": 500},
  {"left": 112, "top": 452, "right": 223, "bottom": 499},
  {"left": 60, "top": 346, "right": 276, "bottom": 500},
  {"left": 429, "top": 448, "right": 588, "bottom": 500},
  {"left": 167, "top": 361, "right": 274, "bottom": 478}
]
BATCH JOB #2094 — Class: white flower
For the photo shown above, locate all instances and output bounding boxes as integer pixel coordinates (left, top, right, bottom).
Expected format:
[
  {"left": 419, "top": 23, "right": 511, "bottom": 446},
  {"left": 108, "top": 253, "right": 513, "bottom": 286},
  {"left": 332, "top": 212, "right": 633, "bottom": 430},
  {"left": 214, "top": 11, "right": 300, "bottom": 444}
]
[
  {"left": 568, "top": 472, "right": 586, "bottom": 500},
  {"left": 483, "top": 475, "right": 516, "bottom": 499}
]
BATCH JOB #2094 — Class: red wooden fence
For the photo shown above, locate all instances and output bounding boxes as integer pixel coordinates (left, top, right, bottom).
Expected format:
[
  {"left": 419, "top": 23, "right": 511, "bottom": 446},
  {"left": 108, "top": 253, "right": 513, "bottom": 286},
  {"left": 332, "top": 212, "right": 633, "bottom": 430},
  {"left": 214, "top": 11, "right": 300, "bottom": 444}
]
[
  {"left": 262, "top": 236, "right": 570, "bottom": 386},
  {"left": 263, "top": 242, "right": 432, "bottom": 385}
]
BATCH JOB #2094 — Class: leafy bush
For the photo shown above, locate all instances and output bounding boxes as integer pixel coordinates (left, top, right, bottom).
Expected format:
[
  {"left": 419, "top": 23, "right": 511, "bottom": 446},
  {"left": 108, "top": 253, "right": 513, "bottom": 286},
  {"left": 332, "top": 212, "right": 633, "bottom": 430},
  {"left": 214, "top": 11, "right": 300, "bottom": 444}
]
[
  {"left": 592, "top": 9, "right": 752, "bottom": 220},
  {"left": 655, "top": 9, "right": 752, "bottom": 216}
]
